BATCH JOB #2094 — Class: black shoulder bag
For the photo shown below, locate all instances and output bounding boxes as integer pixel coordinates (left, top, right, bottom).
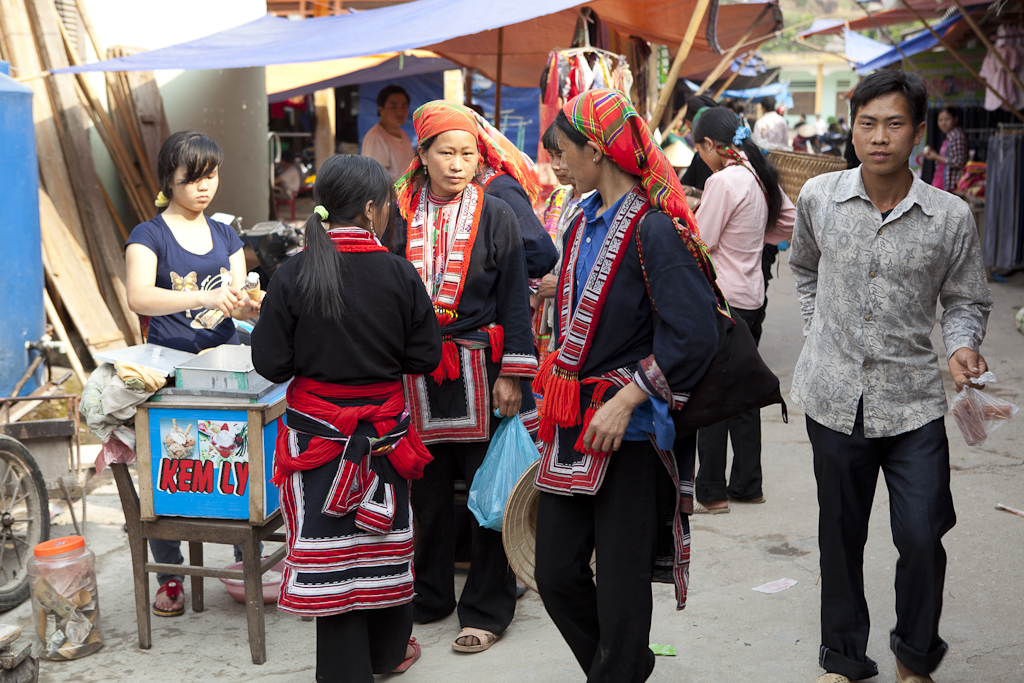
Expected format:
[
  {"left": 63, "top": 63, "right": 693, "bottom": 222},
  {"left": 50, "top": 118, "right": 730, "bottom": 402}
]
[{"left": 635, "top": 226, "right": 787, "bottom": 438}]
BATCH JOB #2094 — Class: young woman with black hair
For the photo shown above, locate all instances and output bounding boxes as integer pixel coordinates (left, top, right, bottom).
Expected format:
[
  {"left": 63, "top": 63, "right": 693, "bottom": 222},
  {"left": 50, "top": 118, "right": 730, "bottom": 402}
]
[
  {"left": 689, "top": 106, "right": 795, "bottom": 514},
  {"left": 251, "top": 154, "right": 441, "bottom": 682},
  {"left": 923, "top": 105, "right": 966, "bottom": 192},
  {"left": 125, "top": 131, "right": 261, "bottom": 618}
]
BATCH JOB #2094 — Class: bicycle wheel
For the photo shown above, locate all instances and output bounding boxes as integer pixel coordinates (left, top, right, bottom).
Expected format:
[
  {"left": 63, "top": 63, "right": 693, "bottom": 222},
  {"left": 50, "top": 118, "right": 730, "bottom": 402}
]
[{"left": 0, "top": 435, "right": 49, "bottom": 611}]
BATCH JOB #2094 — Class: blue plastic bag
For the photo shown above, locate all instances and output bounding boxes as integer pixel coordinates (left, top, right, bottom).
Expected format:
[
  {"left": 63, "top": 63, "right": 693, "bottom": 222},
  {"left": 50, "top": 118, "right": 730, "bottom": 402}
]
[{"left": 468, "top": 413, "right": 540, "bottom": 531}]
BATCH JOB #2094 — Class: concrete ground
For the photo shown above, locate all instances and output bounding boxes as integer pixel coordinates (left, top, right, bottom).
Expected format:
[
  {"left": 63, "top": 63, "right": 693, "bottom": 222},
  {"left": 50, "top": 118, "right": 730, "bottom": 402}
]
[{"left": 7, "top": 256, "right": 1023, "bottom": 682}]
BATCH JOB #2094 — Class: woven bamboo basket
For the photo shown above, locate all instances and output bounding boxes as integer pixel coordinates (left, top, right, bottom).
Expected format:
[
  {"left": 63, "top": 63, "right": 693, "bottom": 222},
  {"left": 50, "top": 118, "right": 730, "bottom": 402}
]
[
  {"left": 767, "top": 150, "right": 849, "bottom": 205},
  {"left": 502, "top": 459, "right": 595, "bottom": 592}
]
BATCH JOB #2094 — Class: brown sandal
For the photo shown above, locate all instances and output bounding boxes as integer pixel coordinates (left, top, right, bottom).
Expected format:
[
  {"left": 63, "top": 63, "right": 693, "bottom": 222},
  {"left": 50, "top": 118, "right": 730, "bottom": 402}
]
[{"left": 452, "top": 627, "right": 499, "bottom": 653}]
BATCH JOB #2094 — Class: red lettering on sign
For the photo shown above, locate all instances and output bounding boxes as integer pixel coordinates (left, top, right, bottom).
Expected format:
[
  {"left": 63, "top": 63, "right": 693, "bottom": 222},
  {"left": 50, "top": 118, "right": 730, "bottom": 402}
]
[
  {"left": 159, "top": 459, "right": 179, "bottom": 493},
  {"left": 234, "top": 462, "right": 249, "bottom": 497},
  {"left": 193, "top": 460, "right": 214, "bottom": 494},
  {"left": 219, "top": 462, "right": 234, "bottom": 495},
  {"left": 179, "top": 460, "right": 194, "bottom": 490}
]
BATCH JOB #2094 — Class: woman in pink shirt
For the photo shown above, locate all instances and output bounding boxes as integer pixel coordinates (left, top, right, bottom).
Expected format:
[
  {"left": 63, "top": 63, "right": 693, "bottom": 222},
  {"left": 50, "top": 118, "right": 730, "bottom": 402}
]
[{"left": 691, "top": 107, "right": 795, "bottom": 514}]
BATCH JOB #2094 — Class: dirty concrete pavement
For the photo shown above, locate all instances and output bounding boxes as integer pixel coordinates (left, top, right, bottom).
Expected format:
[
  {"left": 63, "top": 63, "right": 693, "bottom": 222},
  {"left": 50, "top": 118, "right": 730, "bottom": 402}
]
[{"left": 6, "top": 257, "right": 1023, "bottom": 683}]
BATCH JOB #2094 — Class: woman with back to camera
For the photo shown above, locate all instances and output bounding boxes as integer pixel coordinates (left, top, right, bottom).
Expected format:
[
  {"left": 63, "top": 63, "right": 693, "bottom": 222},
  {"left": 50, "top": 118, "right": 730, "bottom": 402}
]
[
  {"left": 689, "top": 106, "right": 795, "bottom": 515},
  {"left": 251, "top": 155, "right": 441, "bottom": 682},
  {"left": 125, "top": 131, "right": 260, "bottom": 618}
]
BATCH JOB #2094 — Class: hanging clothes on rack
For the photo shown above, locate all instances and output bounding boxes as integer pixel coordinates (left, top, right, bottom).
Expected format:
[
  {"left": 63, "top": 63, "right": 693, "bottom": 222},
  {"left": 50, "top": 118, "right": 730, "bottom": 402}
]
[
  {"left": 983, "top": 124, "right": 1024, "bottom": 270},
  {"left": 979, "top": 25, "right": 1024, "bottom": 113}
]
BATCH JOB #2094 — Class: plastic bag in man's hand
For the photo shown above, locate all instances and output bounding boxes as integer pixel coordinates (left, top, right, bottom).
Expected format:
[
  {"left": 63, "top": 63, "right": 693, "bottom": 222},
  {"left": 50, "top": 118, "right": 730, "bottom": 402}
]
[
  {"left": 950, "top": 372, "right": 1019, "bottom": 446},
  {"left": 468, "top": 413, "right": 540, "bottom": 531}
]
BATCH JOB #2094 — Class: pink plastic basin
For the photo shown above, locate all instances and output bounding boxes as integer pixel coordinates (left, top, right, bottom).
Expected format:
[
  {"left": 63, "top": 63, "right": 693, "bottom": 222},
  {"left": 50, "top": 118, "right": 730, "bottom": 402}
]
[{"left": 218, "top": 559, "right": 286, "bottom": 604}]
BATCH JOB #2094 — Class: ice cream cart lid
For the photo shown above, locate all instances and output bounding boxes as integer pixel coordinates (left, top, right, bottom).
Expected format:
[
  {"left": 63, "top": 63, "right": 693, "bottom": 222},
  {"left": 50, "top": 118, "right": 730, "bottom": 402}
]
[{"left": 93, "top": 344, "right": 196, "bottom": 377}]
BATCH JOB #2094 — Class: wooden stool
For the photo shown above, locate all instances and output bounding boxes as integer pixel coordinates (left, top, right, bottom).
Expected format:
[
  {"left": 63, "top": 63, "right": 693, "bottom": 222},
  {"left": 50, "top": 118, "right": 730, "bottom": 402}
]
[{"left": 111, "top": 463, "right": 287, "bottom": 664}]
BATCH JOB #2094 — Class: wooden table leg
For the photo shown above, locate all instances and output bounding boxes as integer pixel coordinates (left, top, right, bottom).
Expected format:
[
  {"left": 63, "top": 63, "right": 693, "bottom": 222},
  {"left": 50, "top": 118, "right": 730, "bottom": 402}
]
[
  {"left": 240, "top": 524, "right": 266, "bottom": 664},
  {"left": 111, "top": 464, "right": 152, "bottom": 650},
  {"left": 188, "top": 542, "right": 204, "bottom": 613}
]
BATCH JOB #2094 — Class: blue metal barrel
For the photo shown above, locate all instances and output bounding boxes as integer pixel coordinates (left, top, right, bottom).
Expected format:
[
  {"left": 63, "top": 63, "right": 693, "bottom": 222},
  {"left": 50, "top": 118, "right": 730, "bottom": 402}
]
[{"left": 0, "top": 62, "right": 44, "bottom": 396}]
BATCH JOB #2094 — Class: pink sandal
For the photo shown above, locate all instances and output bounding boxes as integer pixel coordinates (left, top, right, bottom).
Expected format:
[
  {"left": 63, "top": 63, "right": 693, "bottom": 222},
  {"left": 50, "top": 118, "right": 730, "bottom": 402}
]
[{"left": 392, "top": 637, "right": 420, "bottom": 673}]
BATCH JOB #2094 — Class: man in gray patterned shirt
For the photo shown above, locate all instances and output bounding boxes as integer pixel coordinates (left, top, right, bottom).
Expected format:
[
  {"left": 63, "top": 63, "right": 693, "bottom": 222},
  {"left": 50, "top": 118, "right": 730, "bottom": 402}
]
[{"left": 789, "top": 71, "right": 992, "bottom": 683}]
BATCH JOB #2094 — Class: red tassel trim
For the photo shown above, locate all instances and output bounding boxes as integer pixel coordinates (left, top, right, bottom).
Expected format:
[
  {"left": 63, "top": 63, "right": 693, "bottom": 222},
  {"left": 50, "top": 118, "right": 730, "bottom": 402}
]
[
  {"left": 573, "top": 383, "right": 611, "bottom": 455},
  {"left": 532, "top": 350, "right": 560, "bottom": 396},
  {"left": 431, "top": 339, "right": 460, "bottom": 383},
  {"left": 541, "top": 366, "right": 580, "bottom": 427},
  {"left": 434, "top": 305, "right": 458, "bottom": 327},
  {"left": 538, "top": 418, "right": 556, "bottom": 443},
  {"left": 486, "top": 324, "right": 504, "bottom": 364}
]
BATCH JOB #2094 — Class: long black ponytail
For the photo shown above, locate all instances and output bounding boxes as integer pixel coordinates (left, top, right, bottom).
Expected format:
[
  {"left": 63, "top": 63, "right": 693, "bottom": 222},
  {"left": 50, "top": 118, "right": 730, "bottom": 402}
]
[
  {"left": 297, "top": 155, "right": 395, "bottom": 322},
  {"left": 692, "top": 107, "right": 783, "bottom": 231}
]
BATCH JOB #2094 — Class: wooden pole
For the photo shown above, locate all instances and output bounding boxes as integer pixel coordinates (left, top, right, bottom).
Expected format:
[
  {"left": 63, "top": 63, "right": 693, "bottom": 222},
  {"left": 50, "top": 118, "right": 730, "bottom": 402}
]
[
  {"left": 662, "top": 6, "right": 773, "bottom": 135},
  {"left": 649, "top": 0, "right": 714, "bottom": 130},
  {"left": 495, "top": 27, "right": 504, "bottom": 131},
  {"left": 713, "top": 51, "right": 757, "bottom": 99},
  {"left": 44, "top": 290, "right": 89, "bottom": 389},
  {"left": 900, "top": 0, "right": 1024, "bottom": 123},
  {"left": 951, "top": 0, "right": 1024, "bottom": 99},
  {"left": 859, "top": 3, "right": 918, "bottom": 72}
]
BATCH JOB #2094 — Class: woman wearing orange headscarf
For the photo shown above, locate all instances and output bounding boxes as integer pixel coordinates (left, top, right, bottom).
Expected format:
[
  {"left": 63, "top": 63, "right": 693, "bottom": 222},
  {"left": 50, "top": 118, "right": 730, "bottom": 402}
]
[
  {"left": 532, "top": 89, "right": 721, "bottom": 681},
  {"left": 391, "top": 101, "right": 542, "bottom": 654}
]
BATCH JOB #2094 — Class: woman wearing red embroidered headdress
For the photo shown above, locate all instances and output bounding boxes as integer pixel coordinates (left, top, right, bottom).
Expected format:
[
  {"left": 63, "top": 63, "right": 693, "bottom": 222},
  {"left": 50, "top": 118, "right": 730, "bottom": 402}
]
[
  {"left": 532, "top": 89, "right": 721, "bottom": 681},
  {"left": 252, "top": 155, "right": 441, "bottom": 681},
  {"left": 391, "top": 100, "right": 543, "bottom": 654}
]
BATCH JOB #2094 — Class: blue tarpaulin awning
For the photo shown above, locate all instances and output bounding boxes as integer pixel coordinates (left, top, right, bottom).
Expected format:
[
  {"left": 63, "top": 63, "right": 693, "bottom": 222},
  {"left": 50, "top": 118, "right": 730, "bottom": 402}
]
[{"left": 854, "top": 11, "right": 966, "bottom": 75}]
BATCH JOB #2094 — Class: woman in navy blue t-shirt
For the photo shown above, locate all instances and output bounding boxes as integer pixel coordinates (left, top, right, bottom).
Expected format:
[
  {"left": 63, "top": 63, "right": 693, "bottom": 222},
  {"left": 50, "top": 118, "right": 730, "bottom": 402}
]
[{"left": 125, "top": 131, "right": 260, "bottom": 617}]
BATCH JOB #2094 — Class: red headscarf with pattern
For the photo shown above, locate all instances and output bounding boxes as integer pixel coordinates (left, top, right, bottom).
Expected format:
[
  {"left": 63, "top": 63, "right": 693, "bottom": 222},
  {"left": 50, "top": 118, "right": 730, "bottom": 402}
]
[
  {"left": 562, "top": 89, "right": 698, "bottom": 231},
  {"left": 395, "top": 100, "right": 539, "bottom": 220}
]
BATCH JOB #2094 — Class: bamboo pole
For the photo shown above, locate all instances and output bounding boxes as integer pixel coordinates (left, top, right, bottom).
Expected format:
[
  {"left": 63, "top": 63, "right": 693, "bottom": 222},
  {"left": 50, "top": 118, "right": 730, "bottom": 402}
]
[
  {"left": 495, "top": 27, "right": 504, "bottom": 131},
  {"left": 44, "top": 290, "right": 89, "bottom": 389},
  {"left": 649, "top": 0, "right": 714, "bottom": 130},
  {"left": 99, "top": 182, "right": 130, "bottom": 242},
  {"left": 64, "top": 3, "right": 159, "bottom": 200},
  {"left": 663, "top": 4, "right": 773, "bottom": 134},
  {"left": 859, "top": 3, "right": 918, "bottom": 72},
  {"left": 900, "top": 0, "right": 1024, "bottom": 123},
  {"left": 713, "top": 51, "right": 757, "bottom": 99},
  {"left": 951, "top": 0, "right": 1024, "bottom": 100}
]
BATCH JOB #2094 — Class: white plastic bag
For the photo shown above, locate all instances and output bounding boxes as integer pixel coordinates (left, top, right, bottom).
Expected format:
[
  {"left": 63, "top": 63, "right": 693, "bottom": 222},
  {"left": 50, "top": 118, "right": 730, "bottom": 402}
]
[{"left": 949, "top": 372, "right": 1019, "bottom": 446}]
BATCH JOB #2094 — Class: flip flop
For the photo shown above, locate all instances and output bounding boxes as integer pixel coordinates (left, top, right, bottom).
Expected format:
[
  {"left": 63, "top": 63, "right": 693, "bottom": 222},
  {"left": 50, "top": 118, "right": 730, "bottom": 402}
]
[
  {"left": 693, "top": 501, "right": 730, "bottom": 515},
  {"left": 452, "top": 627, "right": 499, "bottom": 653},
  {"left": 392, "top": 637, "right": 420, "bottom": 673},
  {"left": 813, "top": 675, "right": 852, "bottom": 683},
  {"left": 152, "top": 579, "right": 185, "bottom": 617}
]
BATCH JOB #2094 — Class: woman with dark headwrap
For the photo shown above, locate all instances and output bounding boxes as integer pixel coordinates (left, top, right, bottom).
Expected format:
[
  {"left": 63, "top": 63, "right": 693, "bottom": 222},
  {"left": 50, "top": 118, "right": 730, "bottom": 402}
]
[
  {"left": 533, "top": 89, "right": 721, "bottom": 681},
  {"left": 391, "top": 101, "right": 541, "bottom": 654}
]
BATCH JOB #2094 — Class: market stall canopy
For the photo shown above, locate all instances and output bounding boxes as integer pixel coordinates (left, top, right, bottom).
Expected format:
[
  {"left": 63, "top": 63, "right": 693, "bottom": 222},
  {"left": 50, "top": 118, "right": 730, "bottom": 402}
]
[
  {"left": 880, "top": 0, "right": 989, "bottom": 9},
  {"left": 267, "top": 50, "right": 458, "bottom": 102},
  {"left": 798, "top": 8, "right": 933, "bottom": 38},
  {"left": 854, "top": 9, "right": 976, "bottom": 74},
  {"left": 56, "top": 0, "right": 782, "bottom": 88},
  {"left": 844, "top": 28, "right": 893, "bottom": 66}
]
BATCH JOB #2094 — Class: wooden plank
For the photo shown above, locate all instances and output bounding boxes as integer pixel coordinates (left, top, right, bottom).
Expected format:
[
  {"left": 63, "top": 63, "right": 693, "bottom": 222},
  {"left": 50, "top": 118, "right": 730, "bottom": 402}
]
[
  {"left": 247, "top": 410, "right": 263, "bottom": 525},
  {"left": 39, "top": 189, "right": 126, "bottom": 358},
  {"left": 108, "top": 45, "right": 169, "bottom": 189},
  {"left": 43, "top": 289, "right": 89, "bottom": 388},
  {"left": 0, "top": 0, "right": 88, "bottom": 251},
  {"left": 26, "top": 0, "right": 142, "bottom": 345},
  {"left": 136, "top": 407, "right": 155, "bottom": 521}
]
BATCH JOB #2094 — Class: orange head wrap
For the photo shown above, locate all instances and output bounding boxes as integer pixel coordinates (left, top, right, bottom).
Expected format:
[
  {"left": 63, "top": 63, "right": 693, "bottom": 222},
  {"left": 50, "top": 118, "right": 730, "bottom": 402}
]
[{"left": 395, "top": 100, "right": 539, "bottom": 220}]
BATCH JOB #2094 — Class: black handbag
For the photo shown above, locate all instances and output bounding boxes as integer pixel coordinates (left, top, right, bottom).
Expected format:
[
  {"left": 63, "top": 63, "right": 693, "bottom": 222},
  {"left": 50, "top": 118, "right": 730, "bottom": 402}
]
[{"left": 636, "top": 229, "right": 786, "bottom": 437}]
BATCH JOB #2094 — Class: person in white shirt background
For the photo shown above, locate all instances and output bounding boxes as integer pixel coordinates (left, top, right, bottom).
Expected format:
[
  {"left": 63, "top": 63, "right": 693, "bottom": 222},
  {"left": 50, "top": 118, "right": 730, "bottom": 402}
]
[
  {"left": 814, "top": 113, "right": 828, "bottom": 137},
  {"left": 752, "top": 96, "right": 789, "bottom": 148},
  {"left": 360, "top": 84, "right": 416, "bottom": 182}
]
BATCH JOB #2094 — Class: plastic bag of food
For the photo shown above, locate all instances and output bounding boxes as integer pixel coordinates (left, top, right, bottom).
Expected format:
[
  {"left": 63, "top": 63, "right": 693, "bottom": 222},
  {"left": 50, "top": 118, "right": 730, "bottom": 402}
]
[{"left": 949, "top": 372, "right": 1019, "bottom": 446}]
